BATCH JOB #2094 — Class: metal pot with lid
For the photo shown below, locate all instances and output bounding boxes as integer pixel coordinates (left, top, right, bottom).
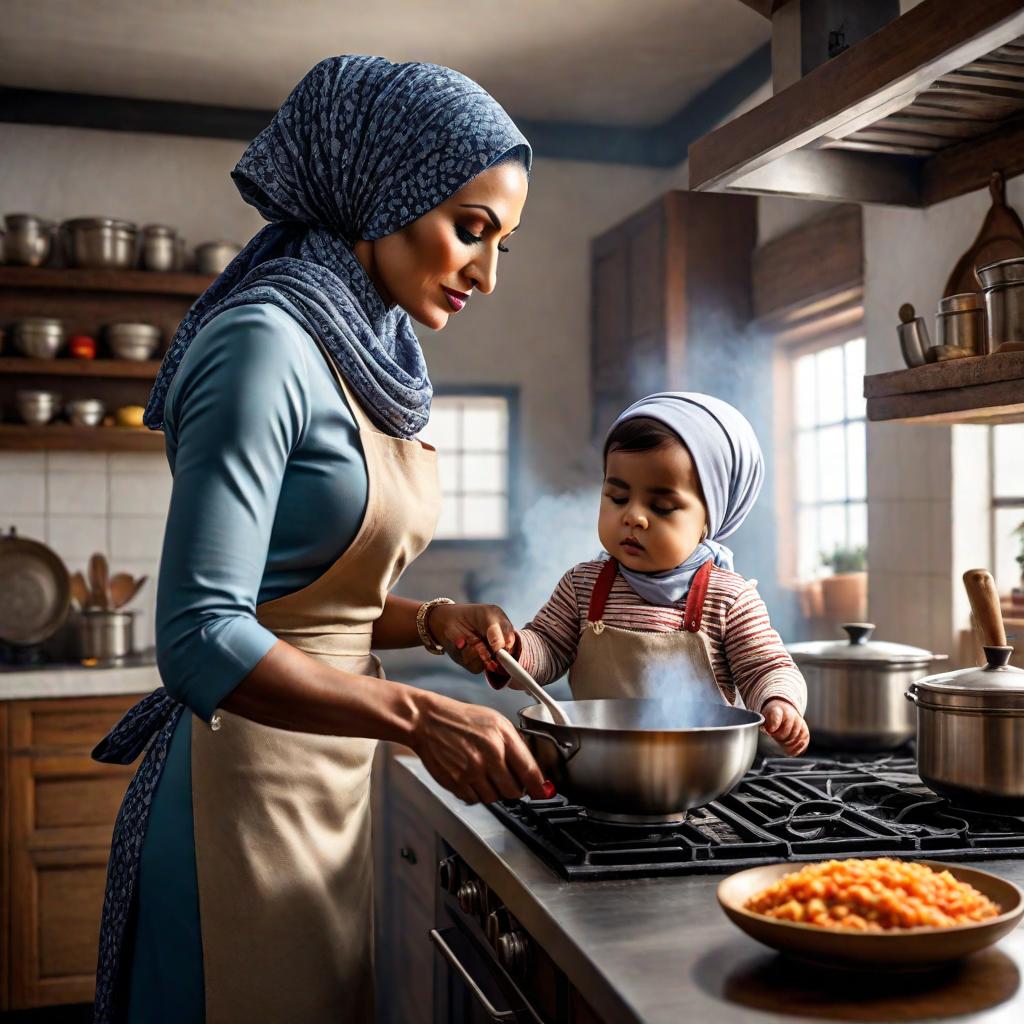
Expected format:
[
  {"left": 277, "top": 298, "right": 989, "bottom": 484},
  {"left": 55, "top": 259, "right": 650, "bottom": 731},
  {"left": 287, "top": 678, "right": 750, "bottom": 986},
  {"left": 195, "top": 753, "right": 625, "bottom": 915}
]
[
  {"left": 787, "top": 623, "right": 943, "bottom": 750},
  {"left": 906, "top": 569, "right": 1024, "bottom": 810}
]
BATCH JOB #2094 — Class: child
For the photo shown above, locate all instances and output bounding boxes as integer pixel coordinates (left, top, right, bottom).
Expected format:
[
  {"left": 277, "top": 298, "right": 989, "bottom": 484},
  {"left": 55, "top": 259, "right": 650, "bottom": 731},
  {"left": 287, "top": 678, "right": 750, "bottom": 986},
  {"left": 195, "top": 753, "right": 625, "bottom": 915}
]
[{"left": 447, "top": 392, "right": 809, "bottom": 756}]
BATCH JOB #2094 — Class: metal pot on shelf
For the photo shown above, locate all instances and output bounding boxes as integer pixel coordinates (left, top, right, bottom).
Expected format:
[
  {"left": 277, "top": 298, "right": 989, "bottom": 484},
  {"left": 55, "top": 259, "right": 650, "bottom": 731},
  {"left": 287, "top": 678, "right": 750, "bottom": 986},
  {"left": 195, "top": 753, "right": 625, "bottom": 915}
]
[
  {"left": 62, "top": 217, "right": 138, "bottom": 270},
  {"left": 75, "top": 609, "right": 135, "bottom": 663},
  {"left": 976, "top": 256, "right": 1024, "bottom": 353},
  {"left": 787, "top": 624, "right": 944, "bottom": 750},
  {"left": 906, "top": 569, "right": 1024, "bottom": 811},
  {"left": 3, "top": 214, "right": 54, "bottom": 266}
]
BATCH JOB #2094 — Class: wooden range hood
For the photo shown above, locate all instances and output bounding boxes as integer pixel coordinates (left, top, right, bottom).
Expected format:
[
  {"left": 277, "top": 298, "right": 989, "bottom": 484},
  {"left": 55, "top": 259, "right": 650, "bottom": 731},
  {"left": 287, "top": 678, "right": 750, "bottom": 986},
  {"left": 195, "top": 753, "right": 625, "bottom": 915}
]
[{"left": 689, "top": 0, "right": 1024, "bottom": 207}]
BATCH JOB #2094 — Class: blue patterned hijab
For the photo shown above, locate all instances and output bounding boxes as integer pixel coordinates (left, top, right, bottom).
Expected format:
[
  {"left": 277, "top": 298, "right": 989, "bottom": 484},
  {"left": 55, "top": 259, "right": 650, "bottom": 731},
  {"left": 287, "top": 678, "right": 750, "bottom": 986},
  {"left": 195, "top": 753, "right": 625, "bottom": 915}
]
[{"left": 145, "top": 55, "right": 531, "bottom": 437}]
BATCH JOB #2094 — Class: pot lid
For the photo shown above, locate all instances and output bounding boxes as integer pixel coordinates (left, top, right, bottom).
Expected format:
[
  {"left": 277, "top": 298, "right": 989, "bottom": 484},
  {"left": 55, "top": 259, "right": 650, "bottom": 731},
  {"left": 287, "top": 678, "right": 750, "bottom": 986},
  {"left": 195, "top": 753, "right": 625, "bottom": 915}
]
[
  {"left": 786, "top": 623, "right": 937, "bottom": 666},
  {"left": 911, "top": 646, "right": 1024, "bottom": 710},
  {"left": 0, "top": 527, "right": 71, "bottom": 645}
]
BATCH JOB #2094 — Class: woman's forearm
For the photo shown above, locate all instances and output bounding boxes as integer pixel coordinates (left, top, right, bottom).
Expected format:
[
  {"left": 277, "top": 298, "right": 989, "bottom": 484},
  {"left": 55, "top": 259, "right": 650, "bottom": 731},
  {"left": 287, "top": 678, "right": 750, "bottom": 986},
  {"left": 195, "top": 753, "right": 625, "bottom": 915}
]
[
  {"left": 221, "top": 638, "right": 425, "bottom": 740},
  {"left": 371, "top": 593, "right": 428, "bottom": 649}
]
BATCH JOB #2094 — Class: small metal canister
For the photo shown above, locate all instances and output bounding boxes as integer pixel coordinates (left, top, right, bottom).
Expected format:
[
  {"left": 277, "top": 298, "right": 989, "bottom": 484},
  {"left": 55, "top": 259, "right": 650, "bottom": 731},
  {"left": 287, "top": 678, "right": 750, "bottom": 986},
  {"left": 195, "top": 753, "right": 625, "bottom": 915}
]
[
  {"left": 935, "top": 292, "right": 987, "bottom": 355},
  {"left": 141, "top": 224, "right": 180, "bottom": 272},
  {"left": 976, "top": 256, "right": 1024, "bottom": 353}
]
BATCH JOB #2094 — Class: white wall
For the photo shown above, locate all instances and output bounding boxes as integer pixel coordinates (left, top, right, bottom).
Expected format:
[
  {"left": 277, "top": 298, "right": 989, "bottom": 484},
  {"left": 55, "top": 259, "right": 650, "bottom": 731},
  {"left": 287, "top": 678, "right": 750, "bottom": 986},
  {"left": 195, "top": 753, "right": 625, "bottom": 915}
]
[{"left": 0, "top": 122, "right": 668, "bottom": 659}]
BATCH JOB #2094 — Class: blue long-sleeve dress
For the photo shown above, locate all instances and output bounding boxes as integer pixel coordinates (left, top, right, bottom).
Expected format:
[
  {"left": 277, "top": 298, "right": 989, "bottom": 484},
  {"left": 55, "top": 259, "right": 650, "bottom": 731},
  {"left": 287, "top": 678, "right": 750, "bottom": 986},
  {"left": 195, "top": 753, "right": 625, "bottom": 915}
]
[{"left": 124, "top": 302, "right": 369, "bottom": 1021}]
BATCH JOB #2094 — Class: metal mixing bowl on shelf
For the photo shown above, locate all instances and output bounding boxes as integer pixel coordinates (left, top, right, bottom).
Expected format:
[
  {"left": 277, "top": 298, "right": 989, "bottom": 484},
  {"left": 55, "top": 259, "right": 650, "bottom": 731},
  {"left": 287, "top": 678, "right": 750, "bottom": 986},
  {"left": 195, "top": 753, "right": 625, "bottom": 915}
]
[
  {"left": 3, "top": 214, "right": 54, "bottom": 266},
  {"left": 105, "top": 322, "right": 161, "bottom": 360},
  {"left": 65, "top": 398, "right": 106, "bottom": 427},
  {"left": 15, "top": 389, "right": 62, "bottom": 426},
  {"left": 13, "top": 317, "right": 65, "bottom": 359}
]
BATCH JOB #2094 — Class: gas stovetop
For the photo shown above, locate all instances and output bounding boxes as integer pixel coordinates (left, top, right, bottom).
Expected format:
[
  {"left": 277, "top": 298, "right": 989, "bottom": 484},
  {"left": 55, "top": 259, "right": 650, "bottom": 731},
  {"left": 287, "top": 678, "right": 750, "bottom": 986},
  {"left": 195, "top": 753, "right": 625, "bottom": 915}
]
[{"left": 488, "top": 754, "right": 1024, "bottom": 880}]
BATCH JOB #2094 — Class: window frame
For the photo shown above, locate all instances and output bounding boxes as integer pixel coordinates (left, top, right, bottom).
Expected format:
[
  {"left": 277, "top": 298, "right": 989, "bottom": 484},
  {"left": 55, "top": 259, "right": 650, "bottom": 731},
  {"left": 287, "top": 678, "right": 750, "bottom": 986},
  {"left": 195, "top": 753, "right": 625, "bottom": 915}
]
[
  {"left": 773, "top": 315, "right": 867, "bottom": 586},
  {"left": 424, "top": 385, "right": 521, "bottom": 549},
  {"left": 989, "top": 424, "right": 1024, "bottom": 593}
]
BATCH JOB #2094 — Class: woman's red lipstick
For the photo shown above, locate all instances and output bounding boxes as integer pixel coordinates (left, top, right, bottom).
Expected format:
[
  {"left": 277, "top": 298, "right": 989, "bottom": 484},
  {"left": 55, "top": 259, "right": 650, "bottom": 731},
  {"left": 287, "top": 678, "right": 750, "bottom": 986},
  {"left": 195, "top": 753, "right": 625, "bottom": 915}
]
[{"left": 442, "top": 286, "right": 469, "bottom": 312}]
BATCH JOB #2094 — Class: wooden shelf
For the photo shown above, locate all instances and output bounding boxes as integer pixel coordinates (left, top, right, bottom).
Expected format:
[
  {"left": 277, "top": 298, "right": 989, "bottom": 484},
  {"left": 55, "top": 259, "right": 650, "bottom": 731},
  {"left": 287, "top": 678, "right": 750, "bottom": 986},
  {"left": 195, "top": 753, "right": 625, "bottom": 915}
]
[
  {"left": 865, "top": 350, "right": 1024, "bottom": 423},
  {"left": 0, "top": 358, "right": 159, "bottom": 379},
  {"left": 0, "top": 266, "right": 214, "bottom": 296},
  {"left": 0, "top": 423, "right": 163, "bottom": 452},
  {"left": 689, "top": 0, "right": 1024, "bottom": 207}
]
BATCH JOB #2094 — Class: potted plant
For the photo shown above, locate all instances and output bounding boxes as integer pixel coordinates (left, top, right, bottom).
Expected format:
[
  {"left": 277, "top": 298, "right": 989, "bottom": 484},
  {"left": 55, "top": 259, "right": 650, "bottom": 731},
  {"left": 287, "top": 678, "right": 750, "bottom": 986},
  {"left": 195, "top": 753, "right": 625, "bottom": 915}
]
[
  {"left": 1013, "top": 520, "right": 1024, "bottom": 605},
  {"left": 819, "top": 544, "right": 868, "bottom": 622}
]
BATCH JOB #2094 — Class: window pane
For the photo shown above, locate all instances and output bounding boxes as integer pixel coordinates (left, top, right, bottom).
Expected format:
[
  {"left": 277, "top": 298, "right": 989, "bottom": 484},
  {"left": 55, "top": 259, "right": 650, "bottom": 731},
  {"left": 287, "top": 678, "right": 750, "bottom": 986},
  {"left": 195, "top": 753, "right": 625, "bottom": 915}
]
[
  {"left": 421, "top": 403, "right": 459, "bottom": 450},
  {"left": 844, "top": 338, "right": 866, "bottom": 420},
  {"left": 438, "top": 452, "right": 459, "bottom": 493},
  {"left": 848, "top": 502, "right": 867, "bottom": 550},
  {"left": 461, "top": 400, "right": 508, "bottom": 451},
  {"left": 994, "top": 424, "right": 1024, "bottom": 499},
  {"left": 797, "top": 506, "right": 818, "bottom": 581},
  {"left": 819, "top": 505, "right": 848, "bottom": 568},
  {"left": 794, "top": 353, "right": 816, "bottom": 429},
  {"left": 846, "top": 421, "right": 866, "bottom": 501},
  {"left": 817, "top": 423, "right": 847, "bottom": 502},
  {"left": 797, "top": 431, "right": 817, "bottom": 504},
  {"left": 815, "top": 346, "right": 845, "bottom": 426},
  {"left": 994, "top": 507, "right": 1024, "bottom": 594},
  {"left": 434, "top": 498, "right": 460, "bottom": 540},
  {"left": 461, "top": 453, "right": 506, "bottom": 494},
  {"left": 461, "top": 495, "right": 507, "bottom": 539}
]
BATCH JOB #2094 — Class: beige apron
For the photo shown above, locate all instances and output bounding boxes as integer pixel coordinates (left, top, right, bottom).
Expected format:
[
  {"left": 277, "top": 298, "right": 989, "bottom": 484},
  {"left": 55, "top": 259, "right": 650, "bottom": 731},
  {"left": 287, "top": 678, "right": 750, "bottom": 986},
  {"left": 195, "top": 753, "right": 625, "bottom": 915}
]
[
  {"left": 190, "top": 353, "right": 440, "bottom": 1024},
  {"left": 569, "top": 559, "right": 731, "bottom": 705}
]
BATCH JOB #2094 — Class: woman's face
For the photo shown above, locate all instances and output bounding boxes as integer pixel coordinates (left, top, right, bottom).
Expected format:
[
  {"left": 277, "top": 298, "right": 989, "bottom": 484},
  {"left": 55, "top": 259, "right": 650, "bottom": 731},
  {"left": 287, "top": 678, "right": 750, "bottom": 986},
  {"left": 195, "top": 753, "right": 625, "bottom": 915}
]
[
  {"left": 355, "top": 161, "right": 529, "bottom": 330},
  {"left": 598, "top": 441, "right": 708, "bottom": 573}
]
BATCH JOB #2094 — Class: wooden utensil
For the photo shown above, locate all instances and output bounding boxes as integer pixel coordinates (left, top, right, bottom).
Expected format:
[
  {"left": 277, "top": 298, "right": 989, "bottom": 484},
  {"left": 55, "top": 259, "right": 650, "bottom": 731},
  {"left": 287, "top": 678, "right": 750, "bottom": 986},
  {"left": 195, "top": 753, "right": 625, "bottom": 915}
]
[
  {"left": 88, "top": 552, "right": 109, "bottom": 610},
  {"left": 963, "top": 568, "right": 1008, "bottom": 649},
  {"left": 70, "top": 571, "right": 90, "bottom": 610},
  {"left": 108, "top": 573, "right": 148, "bottom": 609},
  {"left": 495, "top": 650, "right": 574, "bottom": 726},
  {"left": 944, "top": 172, "right": 1024, "bottom": 299}
]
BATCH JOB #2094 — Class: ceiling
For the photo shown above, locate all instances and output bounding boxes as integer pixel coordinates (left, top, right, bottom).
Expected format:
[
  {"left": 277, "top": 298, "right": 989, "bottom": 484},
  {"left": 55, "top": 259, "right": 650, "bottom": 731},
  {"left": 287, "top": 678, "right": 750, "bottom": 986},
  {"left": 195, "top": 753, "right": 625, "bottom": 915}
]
[{"left": 0, "top": 0, "right": 768, "bottom": 127}]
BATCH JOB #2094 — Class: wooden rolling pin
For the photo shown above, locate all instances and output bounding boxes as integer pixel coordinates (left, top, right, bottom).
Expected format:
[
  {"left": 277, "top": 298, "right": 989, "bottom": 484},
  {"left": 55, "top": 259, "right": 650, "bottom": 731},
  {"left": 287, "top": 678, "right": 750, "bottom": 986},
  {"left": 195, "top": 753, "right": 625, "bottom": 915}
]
[{"left": 963, "top": 568, "right": 1008, "bottom": 648}]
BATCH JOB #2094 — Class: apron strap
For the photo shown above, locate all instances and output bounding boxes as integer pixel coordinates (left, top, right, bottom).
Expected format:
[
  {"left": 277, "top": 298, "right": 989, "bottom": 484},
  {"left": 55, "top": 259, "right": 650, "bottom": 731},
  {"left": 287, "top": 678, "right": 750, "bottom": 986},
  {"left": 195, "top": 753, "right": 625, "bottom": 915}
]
[
  {"left": 587, "top": 558, "right": 620, "bottom": 625},
  {"left": 683, "top": 559, "right": 714, "bottom": 633}
]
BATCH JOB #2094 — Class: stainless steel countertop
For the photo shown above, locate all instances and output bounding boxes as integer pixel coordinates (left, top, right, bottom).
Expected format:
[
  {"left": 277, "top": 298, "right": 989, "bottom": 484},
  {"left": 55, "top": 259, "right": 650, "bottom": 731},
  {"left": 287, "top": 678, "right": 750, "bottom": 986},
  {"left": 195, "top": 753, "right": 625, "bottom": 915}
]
[{"left": 395, "top": 756, "right": 1024, "bottom": 1024}]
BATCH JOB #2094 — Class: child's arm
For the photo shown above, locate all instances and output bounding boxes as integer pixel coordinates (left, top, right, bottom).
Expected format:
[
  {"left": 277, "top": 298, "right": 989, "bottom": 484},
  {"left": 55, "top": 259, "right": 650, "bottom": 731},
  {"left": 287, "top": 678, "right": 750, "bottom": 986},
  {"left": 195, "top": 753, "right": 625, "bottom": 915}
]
[
  {"left": 723, "top": 584, "right": 808, "bottom": 715},
  {"left": 485, "top": 570, "right": 583, "bottom": 689}
]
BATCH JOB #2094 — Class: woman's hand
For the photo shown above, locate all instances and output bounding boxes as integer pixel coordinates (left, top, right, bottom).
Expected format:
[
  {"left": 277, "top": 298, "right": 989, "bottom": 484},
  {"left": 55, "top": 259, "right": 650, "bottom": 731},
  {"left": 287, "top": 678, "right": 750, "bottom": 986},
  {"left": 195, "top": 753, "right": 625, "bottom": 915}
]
[
  {"left": 761, "top": 699, "right": 810, "bottom": 756},
  {"left": 427, "top": 602, "right": 516, "bottom": 673},
  {"left": 410, "top": 690, "right": 547, "bottom": 804}
]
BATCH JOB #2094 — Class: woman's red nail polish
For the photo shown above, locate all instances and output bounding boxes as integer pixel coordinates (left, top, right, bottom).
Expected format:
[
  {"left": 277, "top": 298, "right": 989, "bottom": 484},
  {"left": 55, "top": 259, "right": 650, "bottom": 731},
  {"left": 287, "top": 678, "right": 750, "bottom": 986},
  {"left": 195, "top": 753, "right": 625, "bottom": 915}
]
[
  {"left": 455, "top": 638, "right": 466, "bottom": 650},
  {"left": 542, "top": 780, "right": 556, "bottom": 799}
]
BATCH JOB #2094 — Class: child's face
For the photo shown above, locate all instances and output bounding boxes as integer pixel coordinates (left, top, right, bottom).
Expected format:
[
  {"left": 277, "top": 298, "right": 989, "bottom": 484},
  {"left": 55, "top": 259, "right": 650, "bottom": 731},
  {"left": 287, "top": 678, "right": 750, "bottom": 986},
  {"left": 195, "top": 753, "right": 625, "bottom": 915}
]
[{"left": 599, "top": 441, "right": 708, "bottom": 573}]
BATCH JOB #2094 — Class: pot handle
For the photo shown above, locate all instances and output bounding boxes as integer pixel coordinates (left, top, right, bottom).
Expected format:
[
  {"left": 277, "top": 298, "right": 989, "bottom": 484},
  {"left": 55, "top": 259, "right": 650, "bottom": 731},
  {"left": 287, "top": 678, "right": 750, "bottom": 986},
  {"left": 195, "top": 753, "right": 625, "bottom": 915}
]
[
  {"left": 518, "top": 721, "right": 580, "bottom": 762},
  {"left": 905, "top": 682, "right": 920, "bottom": 705}
]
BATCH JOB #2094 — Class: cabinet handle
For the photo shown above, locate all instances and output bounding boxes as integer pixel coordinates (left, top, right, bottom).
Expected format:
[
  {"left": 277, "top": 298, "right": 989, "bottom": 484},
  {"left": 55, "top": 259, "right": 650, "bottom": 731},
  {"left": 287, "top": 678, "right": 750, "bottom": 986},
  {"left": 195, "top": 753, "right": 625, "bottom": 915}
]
[
  {"left": 429, "top": 929, "right": 516, "bottom": 1022},
  {"left": 399, "top": 845, "right": 417, "bottom": 865}
]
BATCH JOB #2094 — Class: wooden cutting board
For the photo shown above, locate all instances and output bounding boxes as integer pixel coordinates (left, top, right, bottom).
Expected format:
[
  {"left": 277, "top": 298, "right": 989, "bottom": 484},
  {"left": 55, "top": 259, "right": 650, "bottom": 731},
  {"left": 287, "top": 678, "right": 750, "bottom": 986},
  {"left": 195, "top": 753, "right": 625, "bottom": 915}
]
[{"left": 945, "top": 171, "right": 1024, "bottom": 298}]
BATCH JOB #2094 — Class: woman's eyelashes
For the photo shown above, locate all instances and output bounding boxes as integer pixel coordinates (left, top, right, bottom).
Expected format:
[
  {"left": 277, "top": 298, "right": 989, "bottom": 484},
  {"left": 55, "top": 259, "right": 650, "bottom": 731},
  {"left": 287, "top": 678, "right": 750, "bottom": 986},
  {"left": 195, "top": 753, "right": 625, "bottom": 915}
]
[{"left": 454, "top": 223, "right": 510, "bottom": 253}]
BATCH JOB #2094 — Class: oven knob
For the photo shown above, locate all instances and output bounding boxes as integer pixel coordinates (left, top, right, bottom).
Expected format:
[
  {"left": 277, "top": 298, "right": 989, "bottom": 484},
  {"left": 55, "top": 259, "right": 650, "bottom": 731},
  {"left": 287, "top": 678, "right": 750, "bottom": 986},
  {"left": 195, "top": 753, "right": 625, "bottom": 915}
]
[
  {"left": 496, "top": 930, "right": 529, "bottom": 976},
  {"left": 457, "top": 879, "right": 484, "bottom": 916},
  {"left": 437, "top": 856, "right": 459, "bottom": 893}
]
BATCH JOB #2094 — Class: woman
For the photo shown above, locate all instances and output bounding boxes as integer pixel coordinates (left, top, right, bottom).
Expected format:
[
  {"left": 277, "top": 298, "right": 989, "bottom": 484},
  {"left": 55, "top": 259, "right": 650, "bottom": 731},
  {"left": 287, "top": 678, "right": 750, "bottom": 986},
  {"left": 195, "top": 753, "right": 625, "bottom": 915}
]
[{"left": 93, "top": 55, "right": 544, "bottom": 1024}]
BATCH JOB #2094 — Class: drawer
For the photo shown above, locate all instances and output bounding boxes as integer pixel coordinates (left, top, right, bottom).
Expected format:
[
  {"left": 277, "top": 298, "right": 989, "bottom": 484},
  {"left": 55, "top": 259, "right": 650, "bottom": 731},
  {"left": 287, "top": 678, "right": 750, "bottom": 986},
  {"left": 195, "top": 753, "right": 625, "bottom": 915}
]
[
  {"left": 9, "top": 695, "right": 139, "bottom": 755},
  {"left": 390, "top": 804, "right": 436, "bottom": 903}
]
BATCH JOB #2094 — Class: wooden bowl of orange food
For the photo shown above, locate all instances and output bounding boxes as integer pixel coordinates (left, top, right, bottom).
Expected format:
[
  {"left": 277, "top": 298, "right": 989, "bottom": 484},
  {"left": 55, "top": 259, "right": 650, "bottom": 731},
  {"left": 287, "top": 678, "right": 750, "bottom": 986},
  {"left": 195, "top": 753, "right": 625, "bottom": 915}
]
[{"left": 718, "top": 858, "right": 1023, "bottom": 969}]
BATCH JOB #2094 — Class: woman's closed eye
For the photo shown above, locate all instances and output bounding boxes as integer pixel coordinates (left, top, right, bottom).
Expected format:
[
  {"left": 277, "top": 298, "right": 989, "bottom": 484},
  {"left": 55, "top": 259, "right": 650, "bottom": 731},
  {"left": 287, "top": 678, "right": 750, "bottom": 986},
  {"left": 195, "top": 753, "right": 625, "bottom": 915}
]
[{"left": 455, "top": 223, "right": 510, "bottom": 253}]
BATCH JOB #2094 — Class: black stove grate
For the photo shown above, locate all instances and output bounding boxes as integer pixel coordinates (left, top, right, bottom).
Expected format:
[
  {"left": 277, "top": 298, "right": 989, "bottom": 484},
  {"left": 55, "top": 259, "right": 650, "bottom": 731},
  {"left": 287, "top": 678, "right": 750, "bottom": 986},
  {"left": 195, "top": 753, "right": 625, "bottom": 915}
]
[{"left": 488, "top": 755, "right": 1024, "bottom": 880}]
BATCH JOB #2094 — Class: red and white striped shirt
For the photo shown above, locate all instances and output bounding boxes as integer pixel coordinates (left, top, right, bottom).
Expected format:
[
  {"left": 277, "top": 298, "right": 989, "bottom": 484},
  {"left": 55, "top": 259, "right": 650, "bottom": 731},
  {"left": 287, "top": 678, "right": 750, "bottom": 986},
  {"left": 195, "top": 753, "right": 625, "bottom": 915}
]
[{"left": 514, "top": 559, "right": 806, "bottom": 714}]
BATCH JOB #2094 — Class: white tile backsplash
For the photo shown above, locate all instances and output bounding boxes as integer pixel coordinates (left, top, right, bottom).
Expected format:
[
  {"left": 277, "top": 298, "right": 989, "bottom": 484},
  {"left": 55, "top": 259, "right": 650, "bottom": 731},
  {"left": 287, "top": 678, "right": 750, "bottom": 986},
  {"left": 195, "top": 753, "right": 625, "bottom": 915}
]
[
  {"left": 47, "top": 514, "right": 108, "bottom": 561},
  {"left": 0, "top": 452, "right": 45, "bottom": 473},
  {"left": 0, "top": 472, "right": 46, "bottom": 514},
  {"left": 110, "top": 471, "right": 172, "bottom": 517},
  {"left": 3, "top": 515, "right": 46, "bottom": 541},
  {"left": 108, "top": 452, "right": 167, "bottom": 474},
  {"left": 47, "top": 471, "right": 108, "bottom": 517},
  {"left": 110, "top": 516, "right": 165, "bottom": 562},
  {"left": 47, "top": 452, "right": 108, "bottom": 474}
]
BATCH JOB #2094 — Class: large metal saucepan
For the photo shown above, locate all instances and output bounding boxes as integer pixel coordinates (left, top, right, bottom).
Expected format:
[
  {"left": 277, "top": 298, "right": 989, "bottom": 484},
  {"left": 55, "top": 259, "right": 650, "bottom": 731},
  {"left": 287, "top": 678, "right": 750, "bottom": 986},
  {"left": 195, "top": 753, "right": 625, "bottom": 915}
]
[
  {"left": 787, "top": 624, "right": 943, "bottom": 750},
  {"left": 906, "top": 569, "right": 1024, "bottom": 811},
  {"left": 519, "top": 699, "right": 762, "bottom": 823}
]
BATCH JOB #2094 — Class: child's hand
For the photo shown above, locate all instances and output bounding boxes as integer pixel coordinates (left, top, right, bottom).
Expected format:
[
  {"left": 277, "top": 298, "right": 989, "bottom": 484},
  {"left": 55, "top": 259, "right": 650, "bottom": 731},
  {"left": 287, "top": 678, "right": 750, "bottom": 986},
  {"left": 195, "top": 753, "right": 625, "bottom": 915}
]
[
  {"left": 428, "top": 602, "right": 516, "bottom": 674},
  {"left": 761, "top": 699, "right": 809, "bottom": 756}
]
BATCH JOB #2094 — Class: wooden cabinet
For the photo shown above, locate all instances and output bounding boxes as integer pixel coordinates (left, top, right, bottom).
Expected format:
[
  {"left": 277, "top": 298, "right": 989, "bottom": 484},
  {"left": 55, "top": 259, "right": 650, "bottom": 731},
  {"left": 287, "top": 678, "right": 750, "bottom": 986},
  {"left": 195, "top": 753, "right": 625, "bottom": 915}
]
[
  {"left": 1, "top": 694, "right": 137, "bottom": 1010},
  {"left": 590, "top": 191, "right": 756, "bottom": 440},
  {"left": 372, "top": 744, "right": 436, "bottom": 1024}
]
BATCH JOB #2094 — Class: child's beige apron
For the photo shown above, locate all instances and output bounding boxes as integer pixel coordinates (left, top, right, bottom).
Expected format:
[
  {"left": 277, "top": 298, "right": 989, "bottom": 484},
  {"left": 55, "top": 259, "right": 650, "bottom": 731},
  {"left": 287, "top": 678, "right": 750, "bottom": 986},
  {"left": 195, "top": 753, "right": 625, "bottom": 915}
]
[
  {"left": 569, "top": 558, "right": 732, "bottom": 705},
  {"left": 189, "top": 353, "right": 440, "bottom": 1024}
]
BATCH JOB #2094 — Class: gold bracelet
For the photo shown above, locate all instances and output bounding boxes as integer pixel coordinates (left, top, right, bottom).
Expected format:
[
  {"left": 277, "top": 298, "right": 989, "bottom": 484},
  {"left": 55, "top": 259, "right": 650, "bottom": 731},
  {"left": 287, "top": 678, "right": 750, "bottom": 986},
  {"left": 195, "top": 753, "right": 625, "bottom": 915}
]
[{"left": 416, "top": 597, "right": 454, "bottom": 655}]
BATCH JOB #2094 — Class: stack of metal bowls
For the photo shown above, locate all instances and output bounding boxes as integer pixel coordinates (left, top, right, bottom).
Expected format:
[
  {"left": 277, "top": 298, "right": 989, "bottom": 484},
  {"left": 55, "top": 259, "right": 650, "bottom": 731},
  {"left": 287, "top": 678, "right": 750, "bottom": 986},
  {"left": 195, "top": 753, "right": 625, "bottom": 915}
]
[
  {"left": 3, "top": 214, "right": 54, "bottom": 266},
  {"left": 15, "top": 389, "right": 62, "bottom": 425},
  {"left": 62, "top": 218, "right": 138, "bottom": 269},
  {"left": 13, "top": 318, "right": 65, "bottom": 359},
  {"left": 106, "top": 322, "right": 161, "bottom": 360},
  {"left": 65, "top": 398, "right": 106, "bottom": 427}
]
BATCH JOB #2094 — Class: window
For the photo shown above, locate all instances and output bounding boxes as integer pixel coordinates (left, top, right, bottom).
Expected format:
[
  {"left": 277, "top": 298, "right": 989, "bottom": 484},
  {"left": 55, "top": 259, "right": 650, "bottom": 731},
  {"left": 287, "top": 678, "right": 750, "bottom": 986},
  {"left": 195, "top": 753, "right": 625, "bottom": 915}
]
[
  {"left": 792, "top": 337, "right": 867, "bottom": 580},
  {"left": 418, "top": 392, "right": 514, "bottom": 541},
  {"left": 991, "top": 423, "right": 1024, "bottom": 593}
]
